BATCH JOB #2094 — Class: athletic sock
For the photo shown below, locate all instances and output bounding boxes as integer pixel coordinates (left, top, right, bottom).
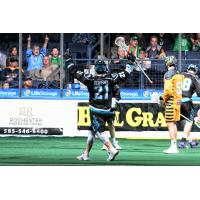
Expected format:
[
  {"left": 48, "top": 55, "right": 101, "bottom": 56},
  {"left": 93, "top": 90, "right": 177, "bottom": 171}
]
[
  {"left": 189, "top": 138, "right": 193, "bottom": 142},
  {"left": 171, "top": 140, "right": 177, "bottom": 147},
  {"left": 112, "top": 138, "right": 116, "bottom": 144}
]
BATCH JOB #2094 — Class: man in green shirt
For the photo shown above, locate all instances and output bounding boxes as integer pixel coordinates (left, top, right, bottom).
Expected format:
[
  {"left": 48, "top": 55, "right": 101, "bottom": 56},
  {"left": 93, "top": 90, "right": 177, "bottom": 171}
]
[
  {"left": 49, "top": 47, "right": 62, "bottom": 67},
  {"left": 173, "top": 34, "right": 192, "bottom": 51},
  {"left": 128, "top": 35, "right": 141, "bottom": 58}
]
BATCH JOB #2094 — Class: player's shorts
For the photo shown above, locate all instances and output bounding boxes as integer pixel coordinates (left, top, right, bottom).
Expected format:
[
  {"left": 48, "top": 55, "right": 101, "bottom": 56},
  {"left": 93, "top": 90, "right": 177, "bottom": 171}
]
[
  {"left": 165, "top": 97, "right": 180, "bottom": 122},
  {"left": 180, "top": 100, "right": 194, "bottom": 122},
  {"left": 89, "top": 108, "right": 115, "bottom": 133}
]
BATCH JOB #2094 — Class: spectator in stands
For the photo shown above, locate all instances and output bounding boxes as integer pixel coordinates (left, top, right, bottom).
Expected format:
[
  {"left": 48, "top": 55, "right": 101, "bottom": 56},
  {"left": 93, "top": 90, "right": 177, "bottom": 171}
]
[
  {"left": 72, "top": 33, "right": 96, "bottom": 45},
  {"left": 191, "top": 33, "right": 200, "bottom": 51},
  {"left": 173, "top": 33, "right": 192, "bottom": 51},
  {"left": 2, "top": 81, "right": 9, "bottom": 89},
  {"left": 146, "top": 35, "right": 161, "bottom": 59},
  {"left": 23, "top": 77, "right": 33, "bottom": 89},
  {"left": 128, "top": 35, "right": 141, "bottom": 58},
  {"left": 72, "top": 33, "right": 96, "bottom": 61},
  {"left": 158, "top": 33, "right": 174, "bottom": 51},
  {"left": 136, "top": 48, "right": 151, "bottom": 70},
  {"left": 158, "top": 48, "right": 167, "bottom": 59},
  {"left": 30, "top": 56, "right": 59, "bottom": 81},
  {"left": 49, "top": 47, "right": 61, "bottom": 67},
  {"left": 1, "top": 57, "right": 20, "bottom": 82},
  {"left": 135, "top": 33, "right": 148, "bottom": 49},
  {"left": 0, "top": 49, "right": 7, "bottom": 67},
  {"left": 26, "top": 34, "right": 49, "bottom": 72},
  {"left": 6, "top": 46, "right": 18, "bottom": 66},
  {"left": 111, "top": 47, "right": 127, "bottom": 64}
]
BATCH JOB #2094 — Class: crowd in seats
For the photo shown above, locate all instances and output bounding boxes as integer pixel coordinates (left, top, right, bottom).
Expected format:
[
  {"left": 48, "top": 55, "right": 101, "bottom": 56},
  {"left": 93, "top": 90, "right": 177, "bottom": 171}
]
[
  {"left": 0, "top": 33, "right": 200, "bottom": 89},
  {"left": 0, "top": 34, "right": 62, "bottom": 89}
]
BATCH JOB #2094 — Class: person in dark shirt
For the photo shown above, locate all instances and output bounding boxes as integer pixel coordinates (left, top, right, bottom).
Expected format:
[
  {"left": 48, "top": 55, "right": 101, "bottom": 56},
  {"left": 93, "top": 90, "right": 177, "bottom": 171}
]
[
  {"left": 66, "top": 54, "right": 136, "bottom": 161},
  {"left": 146, "top": 35, "right": 161, "bottom": 59},
  {"left": 178, "top": 64, "right": 200, "bottom": 148},
  {"left": 158, "top": 33, "right": 174, "bottom": 51}
]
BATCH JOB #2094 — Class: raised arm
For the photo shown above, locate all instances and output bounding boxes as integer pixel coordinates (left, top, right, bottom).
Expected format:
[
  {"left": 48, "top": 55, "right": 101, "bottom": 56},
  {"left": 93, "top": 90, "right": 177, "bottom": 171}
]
[
  {"left": 111, "top": 54, "right": 136, "bottom": 84},
  {"left": 65, "top": 56, "right": 92, "bottom": 85},
  {"left": 27, "top": 34, "right": 31, "bottom": 49},
  {"left": 43, "top": 35, "right": 49, "bottom": 49}
]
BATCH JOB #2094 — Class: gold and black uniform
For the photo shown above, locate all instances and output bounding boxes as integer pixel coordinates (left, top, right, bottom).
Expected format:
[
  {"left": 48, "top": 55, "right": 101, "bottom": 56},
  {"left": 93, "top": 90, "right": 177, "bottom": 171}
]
[{"left": 163, "top": 69, "right": 184, "bottom": 122}]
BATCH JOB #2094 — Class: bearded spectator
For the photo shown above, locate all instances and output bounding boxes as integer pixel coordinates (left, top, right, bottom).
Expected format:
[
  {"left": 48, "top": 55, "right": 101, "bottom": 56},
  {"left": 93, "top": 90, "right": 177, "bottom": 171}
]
[
  {"left": 30, "top": 56, "right": 59, "bottom": 81},
  {"left": 26, "top": 34, "right": 49, "bottom": 71}
]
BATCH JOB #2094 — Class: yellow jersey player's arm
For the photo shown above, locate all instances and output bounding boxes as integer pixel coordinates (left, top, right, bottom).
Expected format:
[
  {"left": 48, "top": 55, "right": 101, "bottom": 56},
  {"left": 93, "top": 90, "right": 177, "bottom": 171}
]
[{"left": 163, "top": 72, "right": 174, "bottom": 103}]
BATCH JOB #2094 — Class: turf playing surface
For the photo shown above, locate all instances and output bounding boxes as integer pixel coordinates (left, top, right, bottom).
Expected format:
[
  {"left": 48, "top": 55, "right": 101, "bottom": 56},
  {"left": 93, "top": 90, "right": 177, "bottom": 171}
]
[{"left": 0, "top": 136, "right": 199, "bottom": 166}]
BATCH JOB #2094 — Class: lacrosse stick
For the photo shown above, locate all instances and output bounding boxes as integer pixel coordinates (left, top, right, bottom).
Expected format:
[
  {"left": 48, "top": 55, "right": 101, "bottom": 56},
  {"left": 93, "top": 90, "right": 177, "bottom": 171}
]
[
  {"left": 115, "top": 37, "right": 153, "bottom": 84},
  {"left": 151, "top": 93, "right": 200, "bottom": 128}
]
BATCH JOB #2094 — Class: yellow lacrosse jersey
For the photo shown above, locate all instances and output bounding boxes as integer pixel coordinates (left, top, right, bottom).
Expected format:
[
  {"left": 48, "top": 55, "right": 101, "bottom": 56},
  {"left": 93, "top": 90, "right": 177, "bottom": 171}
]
[{"left": 163, "top": 69, "right": 184, "bottom": 104}]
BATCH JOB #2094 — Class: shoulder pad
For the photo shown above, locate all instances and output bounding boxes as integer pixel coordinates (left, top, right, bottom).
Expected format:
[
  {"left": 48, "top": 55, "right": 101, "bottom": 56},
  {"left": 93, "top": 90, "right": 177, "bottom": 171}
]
[{"left": 165, "top": 69, "right": 176, "bottom": 80}]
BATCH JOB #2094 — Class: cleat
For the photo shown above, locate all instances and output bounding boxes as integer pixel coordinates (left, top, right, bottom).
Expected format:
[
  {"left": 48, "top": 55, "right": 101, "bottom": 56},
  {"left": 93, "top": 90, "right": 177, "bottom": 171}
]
[
  {"left": 178, "top": 141, "right": 188, "bottom": 149},
  {"left": 189, "top": 140, "right": 199, "bottom": 148},
  {"left": 76, "top": 153, "right": 90, "bottom": 161},
  {"left": 107, "top": 148, "right": 119, "bottom": 161},
  {"left": 101, "top": 144, "right": 108, "bottom": 151},
  {"left": 112, "top": 141, "right": 122, "bottom": 150},
  {"left": 163, "top": 146, "right": 179, "bottom": 154}
]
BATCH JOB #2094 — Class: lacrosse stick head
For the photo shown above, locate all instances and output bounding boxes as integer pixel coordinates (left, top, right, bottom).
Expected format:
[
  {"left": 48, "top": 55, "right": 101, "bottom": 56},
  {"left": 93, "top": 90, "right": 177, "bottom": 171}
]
[{"left": 115, "top": 37, "right": 128, "bottom": 51}]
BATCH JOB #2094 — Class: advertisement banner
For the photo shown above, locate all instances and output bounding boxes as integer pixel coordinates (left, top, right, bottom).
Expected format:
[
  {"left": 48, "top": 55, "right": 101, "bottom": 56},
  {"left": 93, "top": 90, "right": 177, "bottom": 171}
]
[
  {"left": 77, "top": 102, "right": 200, "bottom": 132},
  {"left": 64, "top": 89, "right": 200, "bottom": 101},
  {"left": 0, "top": 89, "right": 19, "bottom": 98},
  {"left": 21, "top": 89, "right": 60, "bottom": 98},
  {"left": 0, "top": 99, "right": 66, "bottom": 135},
  {"left": 0, "top": 99, "right": 199, "bottom": 138}
]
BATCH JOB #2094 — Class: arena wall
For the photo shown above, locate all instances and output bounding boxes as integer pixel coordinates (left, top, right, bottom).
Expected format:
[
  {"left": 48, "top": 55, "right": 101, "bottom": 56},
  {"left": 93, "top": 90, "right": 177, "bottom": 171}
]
[{"left": 1, "top": 99, "right": 200, "bottom": 139}]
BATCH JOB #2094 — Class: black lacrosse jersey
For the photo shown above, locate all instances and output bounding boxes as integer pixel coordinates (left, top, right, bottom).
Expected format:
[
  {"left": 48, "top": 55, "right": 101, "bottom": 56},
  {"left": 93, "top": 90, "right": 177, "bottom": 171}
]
[
  {"left": 182, "top": 72, "right": 200, "bottom": 98},
  {"left": 69, "top": 65, "right": 129, "bottom": 110}
]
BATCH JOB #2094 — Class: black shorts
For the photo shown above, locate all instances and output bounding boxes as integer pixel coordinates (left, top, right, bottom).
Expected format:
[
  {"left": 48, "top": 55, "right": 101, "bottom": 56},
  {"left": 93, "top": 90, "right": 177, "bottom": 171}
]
[
  {"left": 180, "top": 101, "right": 194, "bottom": 122},
  {"left": 90, "top": 110, "right": 114, "bottom": 133}
]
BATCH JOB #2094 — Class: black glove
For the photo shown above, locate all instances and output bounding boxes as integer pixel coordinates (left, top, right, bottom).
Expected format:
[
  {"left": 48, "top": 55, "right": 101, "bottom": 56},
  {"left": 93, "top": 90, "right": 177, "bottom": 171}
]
[{"left": 127, "top": 53, "right": 136, "bottom": 65}]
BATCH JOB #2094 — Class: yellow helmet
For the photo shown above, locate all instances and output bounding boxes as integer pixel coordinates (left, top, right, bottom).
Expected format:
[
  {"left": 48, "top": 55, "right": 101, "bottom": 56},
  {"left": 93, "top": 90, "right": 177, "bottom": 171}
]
[{"left": 165, "top": 56, "right": 177, "bottom": 67}]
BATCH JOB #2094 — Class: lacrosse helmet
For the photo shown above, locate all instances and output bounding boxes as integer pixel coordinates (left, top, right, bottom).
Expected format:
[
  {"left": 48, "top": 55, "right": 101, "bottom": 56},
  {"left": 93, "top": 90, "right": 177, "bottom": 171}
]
[
  {"left": 95, "top": 60, "right": 108, "bottom": 74},
  {"left": 187, "top": 64, "right": 198, "bottom": 73},
  {"left": 165, "top": 56, "right": 177, "bottom": 67}
]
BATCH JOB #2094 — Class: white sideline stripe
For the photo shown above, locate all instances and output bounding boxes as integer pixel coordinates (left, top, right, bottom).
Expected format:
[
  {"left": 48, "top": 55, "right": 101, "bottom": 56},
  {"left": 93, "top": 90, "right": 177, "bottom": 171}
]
[{"left": 0, "top": 131, "right": 199, "bottom": 139}]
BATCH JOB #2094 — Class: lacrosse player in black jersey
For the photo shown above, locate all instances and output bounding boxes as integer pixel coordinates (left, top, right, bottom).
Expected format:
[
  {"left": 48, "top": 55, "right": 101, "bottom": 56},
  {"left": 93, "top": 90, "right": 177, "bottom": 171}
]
[
  {"left": 66, "top": 54, "right": 136, "bottom": 161},
  {"left": 178, "top": 64, "right": 200, "bottom": 148}
]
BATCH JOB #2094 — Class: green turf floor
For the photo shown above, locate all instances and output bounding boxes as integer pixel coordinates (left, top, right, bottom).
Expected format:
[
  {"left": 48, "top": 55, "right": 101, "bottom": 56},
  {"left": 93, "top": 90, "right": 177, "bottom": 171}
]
[{"left": 0, "top": 137, "right": 199, "bottom": 166}]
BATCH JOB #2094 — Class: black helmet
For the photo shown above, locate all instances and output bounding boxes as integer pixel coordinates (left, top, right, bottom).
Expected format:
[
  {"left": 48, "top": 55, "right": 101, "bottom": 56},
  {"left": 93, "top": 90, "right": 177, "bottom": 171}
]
[
  {"left": 187, "top": 64, "right": 198, "bottom": 73},
  {"left": 95, "top": 60, "right": 108, "bottom": 74}
]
